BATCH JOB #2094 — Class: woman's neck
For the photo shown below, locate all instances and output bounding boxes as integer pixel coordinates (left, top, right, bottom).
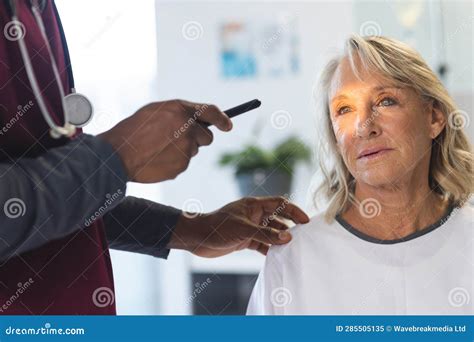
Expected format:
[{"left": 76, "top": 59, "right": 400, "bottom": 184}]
[{"left": 342, "top": 181, "right": 450, "bottom": 241}]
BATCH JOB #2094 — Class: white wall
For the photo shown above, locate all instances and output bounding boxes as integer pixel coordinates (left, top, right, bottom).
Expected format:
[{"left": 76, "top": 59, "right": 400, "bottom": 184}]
[{"left": 442, "top": 0, "right": 473, "bottom": 143}]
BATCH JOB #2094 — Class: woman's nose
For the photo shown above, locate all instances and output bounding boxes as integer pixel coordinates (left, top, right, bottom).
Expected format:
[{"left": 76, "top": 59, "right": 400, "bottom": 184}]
[{"left": 354, "top": 106, "right": 381, "bottom": 139}]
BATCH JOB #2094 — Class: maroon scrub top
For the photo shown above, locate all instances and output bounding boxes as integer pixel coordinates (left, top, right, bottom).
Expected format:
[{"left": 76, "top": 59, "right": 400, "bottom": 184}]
[{"left": 0, "top": 0, "right": 116, "bottom": 314}]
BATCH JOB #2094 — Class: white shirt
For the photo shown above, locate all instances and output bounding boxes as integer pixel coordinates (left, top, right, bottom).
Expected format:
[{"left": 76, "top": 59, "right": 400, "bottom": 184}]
[{"left": 247, "top": 203, "right": 473, "bottom": 315}]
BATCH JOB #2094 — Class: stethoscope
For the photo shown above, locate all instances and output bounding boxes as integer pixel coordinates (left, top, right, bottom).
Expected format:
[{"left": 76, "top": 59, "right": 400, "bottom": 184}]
[{"left": 6, "top": 0, "right": 93, "bottom": 139}]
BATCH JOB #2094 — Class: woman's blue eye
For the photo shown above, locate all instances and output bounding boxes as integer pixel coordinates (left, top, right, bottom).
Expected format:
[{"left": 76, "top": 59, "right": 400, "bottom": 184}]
[
  {"left": 378, "top": 97, "right": 396, "bottom": 107},
  {"left": 338, "top": 106, "right": 351, "bottom": 115}
]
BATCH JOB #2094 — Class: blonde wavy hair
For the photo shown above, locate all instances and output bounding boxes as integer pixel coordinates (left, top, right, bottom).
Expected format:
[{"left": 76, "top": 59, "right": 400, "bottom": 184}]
[{"left": 313, "top": 35, "right": 473, "bottom": 223}]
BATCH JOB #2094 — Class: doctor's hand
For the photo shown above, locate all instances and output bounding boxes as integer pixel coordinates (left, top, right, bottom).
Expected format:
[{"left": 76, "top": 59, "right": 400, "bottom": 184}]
[
  {"left": 168, "top": 196, "right": 310, "bottom": 257},
  {"left": 98, "top": 99, "right": 232, "bottom": 183}
]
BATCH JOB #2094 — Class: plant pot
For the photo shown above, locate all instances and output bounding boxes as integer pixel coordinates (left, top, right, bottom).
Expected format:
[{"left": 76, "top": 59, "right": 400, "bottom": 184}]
[{"left": 236, "top": 169, "right": 292, "bottom": 197}]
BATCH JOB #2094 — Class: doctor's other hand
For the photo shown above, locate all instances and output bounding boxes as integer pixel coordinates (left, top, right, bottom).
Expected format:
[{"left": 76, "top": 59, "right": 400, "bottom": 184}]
[
  {"left": 168, "top": 196, "right": 310, "bottom": 257},
  {"left": 98, "top": 99, "right": 232, "bottom": 183}
]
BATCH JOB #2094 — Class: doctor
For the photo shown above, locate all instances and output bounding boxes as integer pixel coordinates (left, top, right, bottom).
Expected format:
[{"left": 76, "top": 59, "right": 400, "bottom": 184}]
[{"left": 0, "top": 0, "right": 310, "bottom": 314}]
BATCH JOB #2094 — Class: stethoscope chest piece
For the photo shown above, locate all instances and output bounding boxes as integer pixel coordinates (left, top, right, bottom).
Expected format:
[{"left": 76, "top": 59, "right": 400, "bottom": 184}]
[
  {"left": 64, "top": 92, "right": 93, "bottom": 127},
  {"left": 9, "top": 0, "right": 94, "bottom": 139}
]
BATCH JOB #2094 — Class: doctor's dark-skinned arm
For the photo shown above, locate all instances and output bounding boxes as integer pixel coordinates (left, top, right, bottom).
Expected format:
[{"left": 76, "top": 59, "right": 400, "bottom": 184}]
[
  {"left": 98, "top": 99, "right": 232, "bottom": 183},
  {"left": 168, "top": 196, "right": 310, "bottom": 257}
]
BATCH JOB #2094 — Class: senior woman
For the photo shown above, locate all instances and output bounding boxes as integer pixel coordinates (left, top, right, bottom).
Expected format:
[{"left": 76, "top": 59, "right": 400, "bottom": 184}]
[{"left": 247, "top": 35, "right": 473, "bottom": 315}]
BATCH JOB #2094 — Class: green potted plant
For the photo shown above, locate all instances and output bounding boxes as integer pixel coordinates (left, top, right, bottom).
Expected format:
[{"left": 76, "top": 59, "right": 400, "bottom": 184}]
[{"left": 219, "top": 136, "right": 312, "bottom": 196}]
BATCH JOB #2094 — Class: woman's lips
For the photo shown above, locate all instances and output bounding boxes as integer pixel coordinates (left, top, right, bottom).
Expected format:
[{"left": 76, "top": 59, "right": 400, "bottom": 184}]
[{"left": 357, "top": 148, "right": 393, "bottom": 160}]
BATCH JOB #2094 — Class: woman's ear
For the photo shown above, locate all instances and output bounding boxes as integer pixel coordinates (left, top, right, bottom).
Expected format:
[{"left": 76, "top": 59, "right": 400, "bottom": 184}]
[{"left": 428, "top": 101, "right": 446, "bottom": 139}]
